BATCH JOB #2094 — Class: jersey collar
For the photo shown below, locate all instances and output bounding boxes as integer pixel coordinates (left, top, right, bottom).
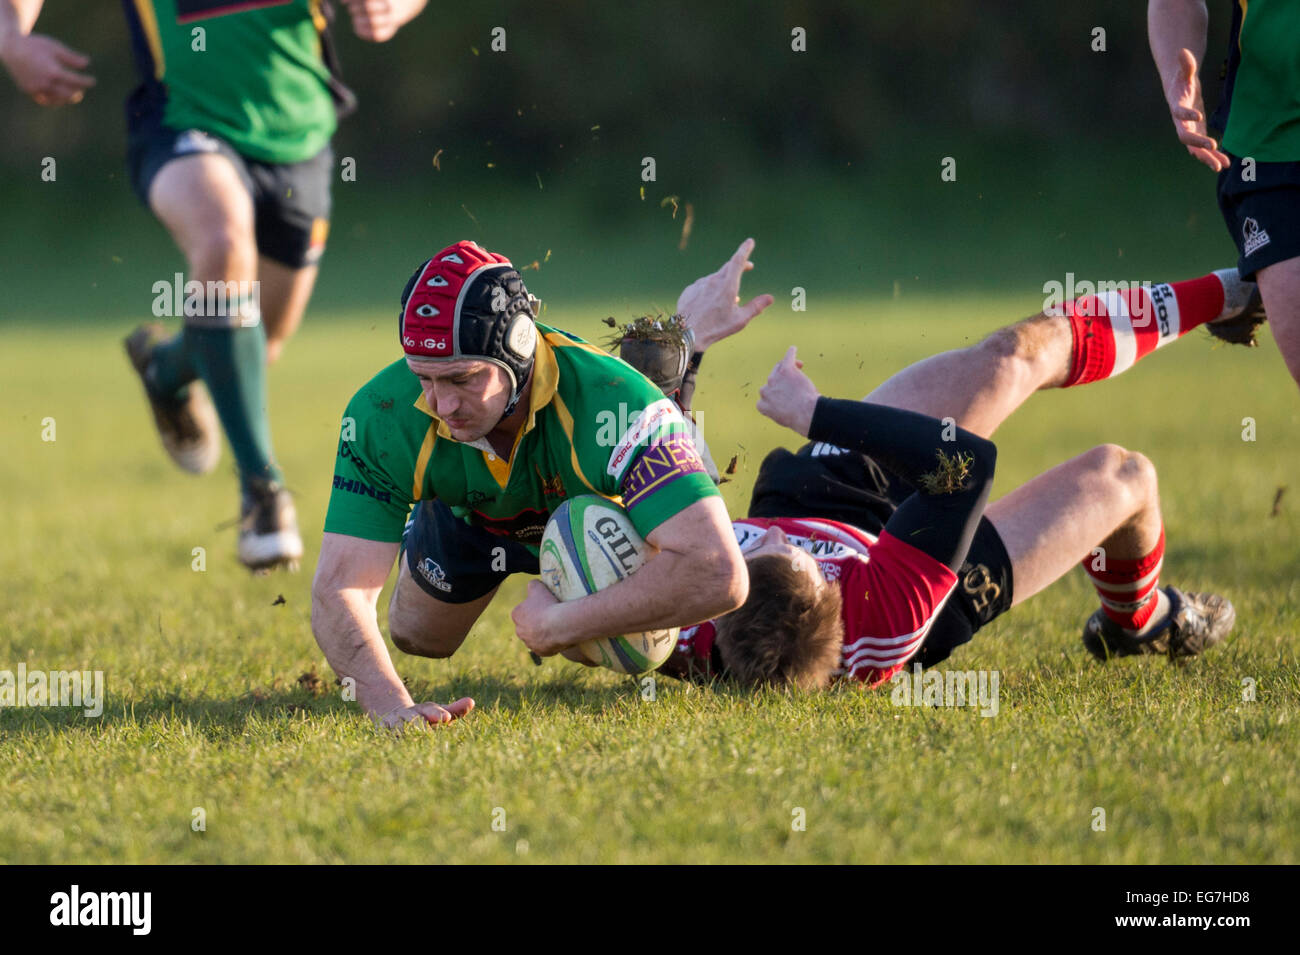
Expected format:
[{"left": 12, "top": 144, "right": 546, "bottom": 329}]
[{"left": 413, "top": 332, "right": 560, "bottom": 443}]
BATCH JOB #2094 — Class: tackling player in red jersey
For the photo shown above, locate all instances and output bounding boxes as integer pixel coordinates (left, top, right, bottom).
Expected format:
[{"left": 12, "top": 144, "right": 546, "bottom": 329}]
[{"left": 620, "top": 241, "right": 1248, "bottom": 690}]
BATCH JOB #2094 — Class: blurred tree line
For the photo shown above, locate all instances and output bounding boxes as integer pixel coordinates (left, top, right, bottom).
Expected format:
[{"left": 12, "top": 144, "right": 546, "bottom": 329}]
[{"left": 3, "top": 0, "right": 1232, "bottom": 187}]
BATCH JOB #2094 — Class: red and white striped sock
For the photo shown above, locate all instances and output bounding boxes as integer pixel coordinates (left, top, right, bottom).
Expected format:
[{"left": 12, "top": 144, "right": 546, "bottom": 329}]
[
  {"left": 1083, "top": 528, "right": 1167, "bottom": 633},
  {"left": 1062, "top": 274, "right": 1229, "bottom": 387}
]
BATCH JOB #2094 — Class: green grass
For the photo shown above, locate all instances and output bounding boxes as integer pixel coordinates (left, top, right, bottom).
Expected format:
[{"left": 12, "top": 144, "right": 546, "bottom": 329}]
[{"left": 2, "top": 295, "right": 1298, "bottom": 864}]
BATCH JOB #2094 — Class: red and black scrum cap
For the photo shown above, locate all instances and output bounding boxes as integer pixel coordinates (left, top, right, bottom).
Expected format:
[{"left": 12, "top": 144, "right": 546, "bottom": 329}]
[{"left": 399, "top": 240, "right": 539, "bottom": 415}]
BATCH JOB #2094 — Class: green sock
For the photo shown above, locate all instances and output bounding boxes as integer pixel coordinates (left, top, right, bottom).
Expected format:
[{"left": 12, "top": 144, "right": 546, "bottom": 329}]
[
  {"left": 148, "top": 332, "right": 199, "bottom": 397},
  {"left": 186, "top": 322, "right": 284, "bottom": 490}
]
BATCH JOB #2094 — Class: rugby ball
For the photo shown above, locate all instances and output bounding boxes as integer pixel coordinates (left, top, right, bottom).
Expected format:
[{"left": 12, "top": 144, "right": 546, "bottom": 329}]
[{"left": 538, "top": 495, "right": 679, "bottom": 674}]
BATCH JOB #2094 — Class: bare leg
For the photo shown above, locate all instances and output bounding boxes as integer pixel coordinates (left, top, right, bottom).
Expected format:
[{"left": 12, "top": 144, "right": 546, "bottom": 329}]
[
  {"left": 863, "top": 312, "right": 1072, "bottom": 438},
  {"left": 1255, "top": 256, "right": 1300, "bottom": 391},
  {"left": 387, "top": 561, "right": 498, "bottom": 658},
  {"left": 984, "top": 444, "right": 1161, "bottom": 607},
  {"left": 258, "top": 257, "right": 319, "bottom": 364},
  {"left": 150, "top": 153, "right": 257, "bottom": 288}
]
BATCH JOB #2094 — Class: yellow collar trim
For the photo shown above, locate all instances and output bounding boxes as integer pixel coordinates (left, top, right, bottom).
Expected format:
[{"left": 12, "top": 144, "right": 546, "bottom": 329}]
[{"left": 412, "top": 332, "right": 560, "bottom": 445}]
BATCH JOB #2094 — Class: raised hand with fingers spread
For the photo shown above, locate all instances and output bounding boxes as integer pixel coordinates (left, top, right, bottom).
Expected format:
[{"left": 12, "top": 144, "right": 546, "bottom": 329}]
[{"left": 676, "top": 237, "right": 776, "bottom": 351}]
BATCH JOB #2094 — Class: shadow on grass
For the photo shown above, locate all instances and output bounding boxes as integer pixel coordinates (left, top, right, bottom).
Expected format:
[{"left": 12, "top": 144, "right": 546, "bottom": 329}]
[
  {"left": 0, "top": 670, "right": 639, "bottom": 738},
  {"left": 408, "top": 669, "right": 641, "bottom": 715}
]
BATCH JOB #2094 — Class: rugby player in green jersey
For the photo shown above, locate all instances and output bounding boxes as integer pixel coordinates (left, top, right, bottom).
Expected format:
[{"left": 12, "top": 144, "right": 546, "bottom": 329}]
[
  {"left": 0, "top": 0, "right": 428, "bottom": 570},
  {"left": 312, "top": 240, "right": 770, "bottom": 729},
  {"left": 1149, "top": 0, "right": 1300, "bottom": 389}
]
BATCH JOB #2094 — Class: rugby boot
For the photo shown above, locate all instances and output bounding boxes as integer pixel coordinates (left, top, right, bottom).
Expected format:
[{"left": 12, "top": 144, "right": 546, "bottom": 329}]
[
  {"left": 1207, "top": 271, "right": 1267, "bottom": 347},
  {"left": 1082, "top": 585, "right": 1235, "bottom": 661},
  {"left": 238, "top": 476, "right": 303, "bottom": 572},
  {"left": 124, "top": 323, "right": 221, "bottom": 474}
]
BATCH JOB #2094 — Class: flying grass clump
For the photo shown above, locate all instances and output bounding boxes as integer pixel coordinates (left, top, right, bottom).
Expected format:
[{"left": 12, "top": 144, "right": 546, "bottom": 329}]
[
  {"left": 603, "top": 311, "right": 690, "bottom": 350},
  {"left": 918, "top": 449, "right": 975, "bottom": 495}
]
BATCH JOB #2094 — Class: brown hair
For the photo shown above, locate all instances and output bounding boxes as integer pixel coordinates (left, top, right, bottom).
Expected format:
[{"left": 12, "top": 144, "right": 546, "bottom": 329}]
[{"left": 715, "top": 554, "right": 844, "bottom": 690}]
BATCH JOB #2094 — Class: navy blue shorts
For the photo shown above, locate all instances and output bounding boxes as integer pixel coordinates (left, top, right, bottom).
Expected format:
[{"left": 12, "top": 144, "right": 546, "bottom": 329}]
[
  {"left": 1217, "top": 155, "right": 1300, "bottom": 281},
  {"left": 126, "top": 88, "right": 333, "bottom": 270},
  {"left": 402, "top": 500, "right": 541, "bottom": 604},
  {"left": 748, "top": 443, "right": 1014, "bottom": 668}
]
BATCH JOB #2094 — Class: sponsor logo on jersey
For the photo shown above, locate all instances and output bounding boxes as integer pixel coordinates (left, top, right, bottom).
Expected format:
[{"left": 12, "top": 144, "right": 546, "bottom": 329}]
[
  {"left": 332, "top": 474, "right": 392, "bottom": 503},
  {"left": 606, "top": 399, "right": 683, "bottom": 478},
  {"left": 417, "top": 558, "right": 453, "bottom": 592},
  {"left": 473, "top": 507, "right": 549, "bottom": 545},
  {"left": 620, "top": 432, "right": 706, "bottom": 508},
  {"left": 1243, "top": 217, "right": 1271, "bottom": 257},
  {"left": 732, "top": 519, "right": 868, "bottom": 561},
  {"left": 337, "top": 444, "right": 385, "bottom": 485}
]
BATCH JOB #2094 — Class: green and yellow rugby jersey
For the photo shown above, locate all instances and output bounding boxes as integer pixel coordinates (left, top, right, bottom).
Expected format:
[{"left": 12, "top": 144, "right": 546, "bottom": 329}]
[
  {"left": 123, "top": 0, "right": 336, "bottom": 163},
  {"left": 324, "top": 324, "right": 719, "bottom": 549},
  {"left": 1213, "top": 0, "right": 1300, "bottom": 161}
]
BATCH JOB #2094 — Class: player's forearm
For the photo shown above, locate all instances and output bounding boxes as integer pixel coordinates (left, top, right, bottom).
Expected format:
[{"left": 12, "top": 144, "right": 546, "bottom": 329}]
[
  {"left": 0, "top": 1, "right": 37, "bottom": 59},
  {"left": 310, "top": 589, "right": 413, "bottom": 716},
  {"left": 810, "top": 397, "right": 996, "bottom": 497},
  {"left": 1148, "top": 0, "right": 1208, "bottom": 99},
  {"left": 0, "top": 0, "right": 43, "bottom": 35},
  {"left": 549, "top": 545, "right": 745, "bottom": 648}
]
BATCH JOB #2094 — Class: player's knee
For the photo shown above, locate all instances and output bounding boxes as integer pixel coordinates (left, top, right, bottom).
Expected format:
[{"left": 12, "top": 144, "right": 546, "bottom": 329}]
[
  {"left": 1116, "top": 447, "right": 1159, "bottom": 504},
  {"left": 189, "top": 223, "right": 257, "bottom": 278},
  {"left": 1087, "top": 443, "right": 1157, "bottom": 503},
  {"left": 390, "top": 631, "right": 453, "bottom": 659},
  {"left": 388, "top": 615, "right": 458, "bottom": 659},
  {"left": 387, "top": 579, "right": 465, "bottom": 658}
]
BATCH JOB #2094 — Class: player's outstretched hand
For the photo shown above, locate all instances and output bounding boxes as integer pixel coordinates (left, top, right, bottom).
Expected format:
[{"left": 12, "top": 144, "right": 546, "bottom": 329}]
[
  {"left": 676, "top": 237, "right": 775, "bottom": 352},
  {"left": 0, "top": 32, "right": 94, "bottom": 106},
  {"left": 1164, "top": 48, "right": 1230, "bottom": 172},
  {"left": 757, "top": 346, "right": 819, "bottom": 437},
  {"left": 342, "top": 0, "right": 426, "bottom": 42},
  {"left": 377, "top": 697, "right": 475, "bottom": 732}
]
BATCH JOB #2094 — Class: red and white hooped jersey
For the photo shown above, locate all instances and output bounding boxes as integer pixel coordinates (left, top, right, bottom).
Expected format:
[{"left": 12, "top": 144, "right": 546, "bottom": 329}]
[{"left": 675, "top": 516, "right": 959, "bottom": 687}]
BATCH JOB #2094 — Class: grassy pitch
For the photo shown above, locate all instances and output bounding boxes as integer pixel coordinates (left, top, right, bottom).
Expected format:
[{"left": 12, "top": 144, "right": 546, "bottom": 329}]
[{"left": 2, "top": 297, "right": 1297, "bottom": 864}]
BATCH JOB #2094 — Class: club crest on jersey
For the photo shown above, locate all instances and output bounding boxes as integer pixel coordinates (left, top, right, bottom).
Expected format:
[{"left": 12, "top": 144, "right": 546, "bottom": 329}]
[{"left": 537, "top": 471, "right": 566, "bottom": 498}]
